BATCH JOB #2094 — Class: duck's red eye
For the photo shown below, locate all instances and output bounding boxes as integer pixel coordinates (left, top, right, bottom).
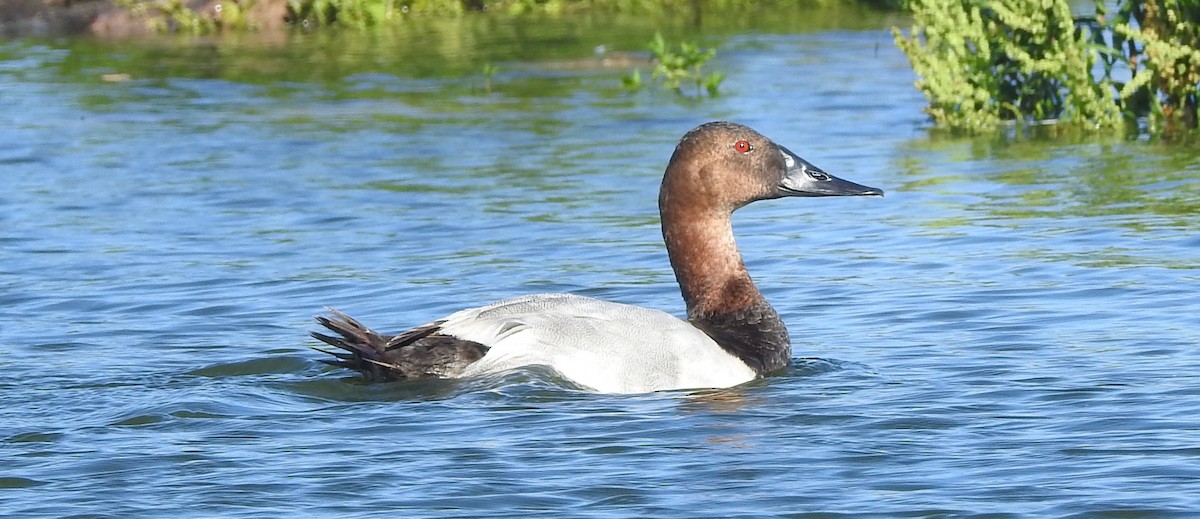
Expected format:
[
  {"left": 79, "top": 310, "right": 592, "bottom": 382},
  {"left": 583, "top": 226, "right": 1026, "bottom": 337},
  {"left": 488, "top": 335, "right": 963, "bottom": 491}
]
[{"left": 735, "top": 140, "right": 753, "bottom": 154}]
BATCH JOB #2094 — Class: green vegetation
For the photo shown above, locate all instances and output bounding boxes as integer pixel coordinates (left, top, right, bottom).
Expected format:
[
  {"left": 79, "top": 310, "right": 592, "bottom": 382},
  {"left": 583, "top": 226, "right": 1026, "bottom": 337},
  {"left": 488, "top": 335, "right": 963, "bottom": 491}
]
[
  {"left": 288, "top": 0, "right": 406, "bottom": 28},
  {"left": 115, "top": 0, "right": 896, "bottom": 33},
  {"left": 116, "top": 0, "right": 256, "bottom": 32},
  {"left": 284, "top": 0, "right": 893, "bottom": 26},
  {"left": 894, "top": 0, "right": 1200, "bottom": 137},
  {"left": 480, "top": 62, "right": 499, "bottom": 92},
  {"left": 625, "top": 32, "right": 724, "bottom": 97},
  {"left": 1100, "top": 0, "right": 1200, "bottom": 133}
]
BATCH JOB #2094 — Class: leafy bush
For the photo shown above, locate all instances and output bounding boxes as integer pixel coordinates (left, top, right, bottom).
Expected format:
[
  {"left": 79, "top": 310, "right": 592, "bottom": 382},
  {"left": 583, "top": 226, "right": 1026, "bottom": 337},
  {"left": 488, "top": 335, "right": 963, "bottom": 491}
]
[
  {"left": 894, "top": 0, "right": 1200, "bottom": 136},
  {"left": 1099, "top": 0, "right": 1200, "bottom": 133},
  {"left": 117, "top": 0, "right": 256, "bottom": 33}
]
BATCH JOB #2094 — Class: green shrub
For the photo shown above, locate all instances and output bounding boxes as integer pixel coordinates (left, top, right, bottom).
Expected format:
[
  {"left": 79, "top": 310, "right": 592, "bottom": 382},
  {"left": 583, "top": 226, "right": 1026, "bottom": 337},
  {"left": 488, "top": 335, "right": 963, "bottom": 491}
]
[
  {"left": 1101, "top": 0, "right": 1200, "bottom": 134},
  {"left": 894, "top": 0, "right": 1200, "bottom": 137},
  {"left": 117, "top": 0, "right": 256, "bottom": 33}
]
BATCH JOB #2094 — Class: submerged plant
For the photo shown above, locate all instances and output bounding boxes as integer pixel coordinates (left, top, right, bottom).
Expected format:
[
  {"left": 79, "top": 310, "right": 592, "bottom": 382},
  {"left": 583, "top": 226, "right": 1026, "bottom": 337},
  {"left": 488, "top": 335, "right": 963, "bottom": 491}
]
[
  {"left": 480, "top": 62, "right": 499, "bottom": 92},
  {"left": 625, "top": 32, "right": 724, "bottom": 97},
  {"left": 621, "top": 68, "right": 643, "bottom": 91}
]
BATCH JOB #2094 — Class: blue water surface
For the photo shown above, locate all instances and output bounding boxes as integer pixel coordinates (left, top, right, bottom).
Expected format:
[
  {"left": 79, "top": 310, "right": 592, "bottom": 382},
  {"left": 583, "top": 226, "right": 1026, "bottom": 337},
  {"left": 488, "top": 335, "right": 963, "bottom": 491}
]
[{"left": 2, "top": 14, "right": 1200, "bottom": 518}]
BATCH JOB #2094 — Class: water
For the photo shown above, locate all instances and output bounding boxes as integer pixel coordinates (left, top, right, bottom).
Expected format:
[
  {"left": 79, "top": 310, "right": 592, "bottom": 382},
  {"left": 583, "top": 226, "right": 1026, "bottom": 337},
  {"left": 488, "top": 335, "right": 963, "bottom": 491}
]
[{"left": 3, "top": 11, "right": 1200, "bottom": 518}]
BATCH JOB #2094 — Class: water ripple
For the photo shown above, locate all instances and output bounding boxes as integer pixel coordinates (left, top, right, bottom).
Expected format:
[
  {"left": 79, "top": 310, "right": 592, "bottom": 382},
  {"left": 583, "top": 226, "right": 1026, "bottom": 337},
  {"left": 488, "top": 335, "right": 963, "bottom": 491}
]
[{"left": 2, "top": 20, "right": 1200, "bottom": 519}]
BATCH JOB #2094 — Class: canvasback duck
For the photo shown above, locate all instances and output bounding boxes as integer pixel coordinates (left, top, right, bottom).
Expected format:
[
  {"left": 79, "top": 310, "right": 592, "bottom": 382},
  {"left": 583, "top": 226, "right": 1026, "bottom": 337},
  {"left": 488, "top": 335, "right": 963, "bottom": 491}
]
[{"left": 313, "top": 121, "right": 882, "bottom": 393}]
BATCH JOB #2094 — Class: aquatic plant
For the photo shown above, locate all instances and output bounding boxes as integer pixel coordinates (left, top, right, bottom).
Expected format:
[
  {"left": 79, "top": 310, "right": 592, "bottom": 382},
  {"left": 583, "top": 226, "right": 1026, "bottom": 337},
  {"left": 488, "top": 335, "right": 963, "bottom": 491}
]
[
  {"left": 480, "top": 62, "right": 499, "bottom": 92},
  {"left": 625, "top": 32, "right": 724, "bottom": 97},
  {"left": 621, "top": 68, "right": 642, "bottom": 91},
  {"left": 1100, "top": 0, "right": 1200, "bottom": 134},
  {"left": 893, "top": 0, "right": 1200, "bottom": 137},
  {"left": 892, "top": 0, "right": 1121, "bottom": 132}
]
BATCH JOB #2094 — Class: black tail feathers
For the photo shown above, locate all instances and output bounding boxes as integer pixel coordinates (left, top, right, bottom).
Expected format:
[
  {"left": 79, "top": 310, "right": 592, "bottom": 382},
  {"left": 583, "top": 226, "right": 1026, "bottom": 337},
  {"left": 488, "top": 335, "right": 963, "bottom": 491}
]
[
  {"left": 311, "top": 308, "right": 402, "bottom": 382},
  {"left": 311, "top": 309, "right": 486, "bottom": 382}
]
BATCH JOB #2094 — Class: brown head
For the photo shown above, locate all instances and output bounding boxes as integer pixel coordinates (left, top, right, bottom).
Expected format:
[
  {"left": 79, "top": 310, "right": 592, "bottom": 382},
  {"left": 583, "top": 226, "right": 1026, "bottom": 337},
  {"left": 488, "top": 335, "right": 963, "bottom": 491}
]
[
  {"left": 658, "top": 121, "right": 883, "bottom": 315},
  {"left": 659, "top": 121, "right": 882, "bottom": 217}
]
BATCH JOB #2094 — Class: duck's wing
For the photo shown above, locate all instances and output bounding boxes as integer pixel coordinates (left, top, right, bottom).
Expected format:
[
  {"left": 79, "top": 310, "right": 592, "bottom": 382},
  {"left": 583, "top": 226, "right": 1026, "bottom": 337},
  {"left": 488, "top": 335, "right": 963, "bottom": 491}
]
[
  {"left": 313, "top": 293, "right": 756, "bottom": 392},
  {"left": 441, "top": 294, "right": 757, "bottom": 393}
]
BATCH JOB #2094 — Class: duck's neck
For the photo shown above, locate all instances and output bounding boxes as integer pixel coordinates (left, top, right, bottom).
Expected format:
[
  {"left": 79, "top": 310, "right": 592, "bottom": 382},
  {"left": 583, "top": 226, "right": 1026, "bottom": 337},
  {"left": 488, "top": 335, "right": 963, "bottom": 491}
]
[
  {"left": 661, "top": 206, "right": 759, "bottom": 316},
  {"left": 659, "top": 199, "right": 791, "bottom": 374}
]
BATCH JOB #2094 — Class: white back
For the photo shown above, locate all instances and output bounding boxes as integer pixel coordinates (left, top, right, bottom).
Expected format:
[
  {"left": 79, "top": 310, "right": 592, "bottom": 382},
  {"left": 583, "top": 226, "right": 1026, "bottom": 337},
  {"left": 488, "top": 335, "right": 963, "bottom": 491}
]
[{"left": 439, "top": 294, "right": 757, "bottom": 393}]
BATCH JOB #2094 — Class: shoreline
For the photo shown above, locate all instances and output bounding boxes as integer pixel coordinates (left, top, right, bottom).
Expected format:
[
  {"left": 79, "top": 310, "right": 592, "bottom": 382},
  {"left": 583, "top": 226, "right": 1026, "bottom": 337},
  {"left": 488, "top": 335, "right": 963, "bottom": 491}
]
[{"left": 0, "top": 0, "right": 289, "bottom": 38}]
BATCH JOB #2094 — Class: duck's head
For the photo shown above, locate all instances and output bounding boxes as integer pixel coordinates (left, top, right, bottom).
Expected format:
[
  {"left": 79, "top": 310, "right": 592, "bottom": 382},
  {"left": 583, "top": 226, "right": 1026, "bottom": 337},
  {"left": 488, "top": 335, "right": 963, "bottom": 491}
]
[{"left": 660, "top": 121, "right": 883, "bottom": 213}]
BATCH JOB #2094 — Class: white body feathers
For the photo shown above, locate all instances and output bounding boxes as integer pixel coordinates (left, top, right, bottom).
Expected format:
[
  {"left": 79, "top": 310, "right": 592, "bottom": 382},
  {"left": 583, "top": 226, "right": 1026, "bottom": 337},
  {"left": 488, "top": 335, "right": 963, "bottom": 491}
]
[{"left": 436, "top": 294, "right": 756, "bottom": 393}]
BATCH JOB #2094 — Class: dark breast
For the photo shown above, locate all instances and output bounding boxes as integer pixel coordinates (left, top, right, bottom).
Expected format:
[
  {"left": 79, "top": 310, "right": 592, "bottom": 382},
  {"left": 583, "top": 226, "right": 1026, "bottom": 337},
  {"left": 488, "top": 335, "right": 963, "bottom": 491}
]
[{"left": 688, "top": 300, "right": 791, "bottom": 375}]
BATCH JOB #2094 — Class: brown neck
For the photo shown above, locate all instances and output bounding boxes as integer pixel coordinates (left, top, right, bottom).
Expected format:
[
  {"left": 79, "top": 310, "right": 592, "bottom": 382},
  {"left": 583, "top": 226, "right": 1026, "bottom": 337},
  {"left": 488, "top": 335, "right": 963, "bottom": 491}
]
[
  {"left": 659, "top": 198, "right": 765, "bottom": 318},
  {"left": 658, "top": 196, "right": 792, "bottom": 374}
]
